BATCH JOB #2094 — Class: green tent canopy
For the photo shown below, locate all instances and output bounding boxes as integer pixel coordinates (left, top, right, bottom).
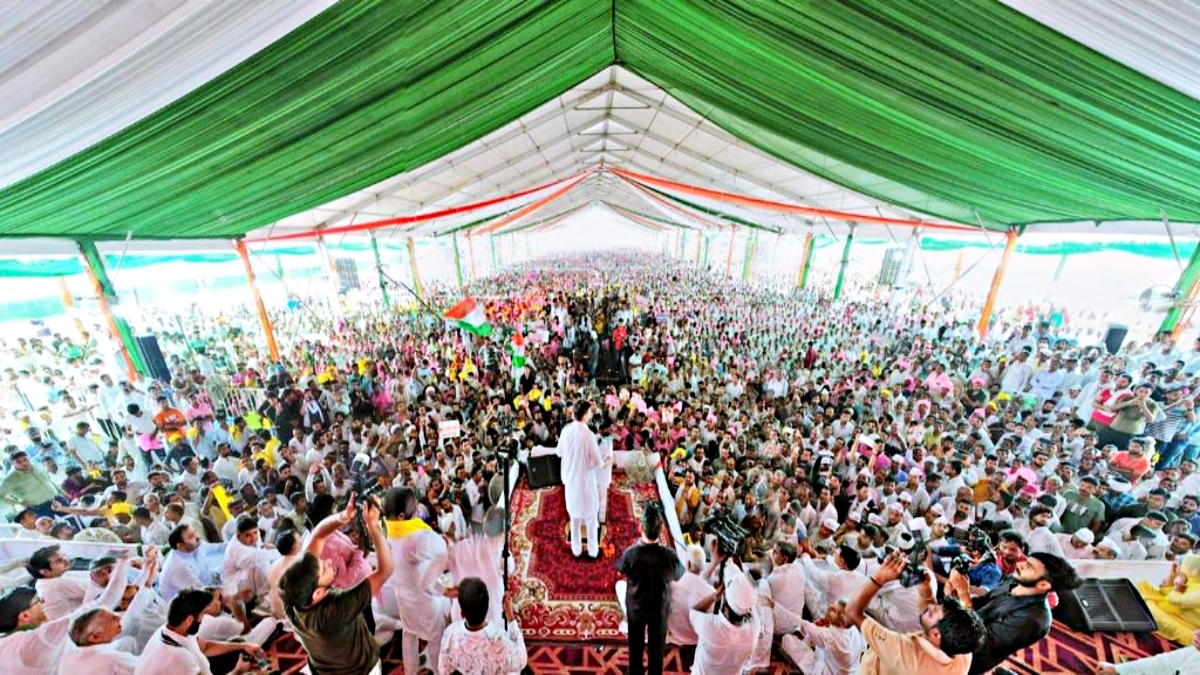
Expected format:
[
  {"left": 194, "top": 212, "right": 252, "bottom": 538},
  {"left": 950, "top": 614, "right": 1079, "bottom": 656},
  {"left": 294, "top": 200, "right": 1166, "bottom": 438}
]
[{"left": 3, "top": 1, "right": 1200, "bottom": 240}]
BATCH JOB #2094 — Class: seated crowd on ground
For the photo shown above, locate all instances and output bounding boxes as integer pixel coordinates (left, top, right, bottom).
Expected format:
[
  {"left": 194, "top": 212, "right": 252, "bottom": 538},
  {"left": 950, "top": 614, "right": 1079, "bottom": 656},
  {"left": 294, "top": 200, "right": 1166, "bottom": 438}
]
[{"left": 0, "top": 253, "right": 1193, "bottom": 674}]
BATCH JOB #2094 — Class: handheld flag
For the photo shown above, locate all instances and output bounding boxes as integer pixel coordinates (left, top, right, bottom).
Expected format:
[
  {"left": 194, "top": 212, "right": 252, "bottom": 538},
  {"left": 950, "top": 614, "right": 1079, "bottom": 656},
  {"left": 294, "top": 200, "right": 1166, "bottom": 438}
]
[
  {"left": 443, "top": 298, "right": 492, "bottom": 337},
  {"left": 510, "top": 331, "right": 526, "bottom": 371}
]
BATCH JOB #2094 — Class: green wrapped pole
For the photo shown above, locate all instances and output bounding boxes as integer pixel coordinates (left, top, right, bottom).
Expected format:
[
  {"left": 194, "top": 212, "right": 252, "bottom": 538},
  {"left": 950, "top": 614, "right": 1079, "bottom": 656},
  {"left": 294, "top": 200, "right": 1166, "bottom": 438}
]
[
  {"left": 798, "top": 233, "right": 816, "bottom": 289},
  {"left": 491, "top": 235, "right": 499, "bottom": 269},
  {"left": 1161, "top": 240, "right": 1200, "bottom": 335},
  {"left": 741, "top": 230, "right": 757, "bottom": 281},
  {"left": 702, "top": 235, "right": 710, "bottom": 266},
  {"left": 77, "top": 240, "right": 145, "bottom": 378},
  {"left": 369, "top": 231, "right": 390, "bottom": 309},
  {"left": 452, "top": 233, "right": 465, "bottom": 291},
  {"left": 833, "top": 224, "right": 856, "bottom": 299},
  {"left": 1051, "top": 253, "right": 1068, "bottom": 284}
]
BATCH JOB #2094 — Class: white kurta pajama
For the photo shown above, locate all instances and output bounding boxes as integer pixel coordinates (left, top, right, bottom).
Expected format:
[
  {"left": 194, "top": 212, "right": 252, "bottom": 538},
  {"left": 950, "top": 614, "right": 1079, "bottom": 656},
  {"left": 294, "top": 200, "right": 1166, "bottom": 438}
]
[
  {"left": 597, "top": 435, "right": 614, "bottom": 522},
  {"left": 556, "top": 420, "right": 603, "bottom": 557},
  {"left": 384, "top": 524, "right": 452, "bottom": 675}
]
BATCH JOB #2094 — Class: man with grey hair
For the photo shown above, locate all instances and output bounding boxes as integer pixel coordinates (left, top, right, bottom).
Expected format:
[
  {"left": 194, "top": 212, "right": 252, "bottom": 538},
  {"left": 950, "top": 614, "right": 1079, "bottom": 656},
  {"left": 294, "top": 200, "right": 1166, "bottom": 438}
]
[{"left": 666, "top": 544, "right": 714, "bottom": 646}]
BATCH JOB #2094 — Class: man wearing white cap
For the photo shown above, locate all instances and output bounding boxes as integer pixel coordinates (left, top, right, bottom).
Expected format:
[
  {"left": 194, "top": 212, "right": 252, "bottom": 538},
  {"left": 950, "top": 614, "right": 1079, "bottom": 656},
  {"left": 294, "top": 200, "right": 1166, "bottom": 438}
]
[
  {"left": 1093, "top": 537, "right": 1122, "bottom": 560},
  {"left": 689, "top": 564, "right": 760, "bottom": 675},
  {"left": 885, "top": 502, "right": 912, "bottom": 549},
  {"left": 1054, "top": 529, "right": 1095, "bottom": 560}
]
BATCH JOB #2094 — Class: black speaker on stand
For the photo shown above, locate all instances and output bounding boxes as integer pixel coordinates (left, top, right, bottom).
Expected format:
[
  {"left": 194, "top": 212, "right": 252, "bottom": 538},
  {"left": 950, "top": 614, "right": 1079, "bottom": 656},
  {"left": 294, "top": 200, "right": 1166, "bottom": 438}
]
[
  {"left": 134, "top": 334, "right": 172, "bottom": 384},
  {"left": 1103, "top": 324, "right": 1129, "bottom": 355},
  {"left": 1053, "top": 578, "right": 1158, "bottom": 633}
]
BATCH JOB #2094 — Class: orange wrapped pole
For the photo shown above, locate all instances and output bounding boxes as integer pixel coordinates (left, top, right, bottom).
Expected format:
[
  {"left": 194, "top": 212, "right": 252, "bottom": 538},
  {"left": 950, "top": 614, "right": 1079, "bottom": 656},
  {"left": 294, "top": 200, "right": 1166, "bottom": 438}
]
[
  {"left": 725, "top": 227, "right": 738, "bottom": 277},
  {"left": 234, "top": 239, "right": 280, "bottom": 363},
  {"left": 977, "top": 229, "right": 1018, "bottom": 339},
  {"left": 58, "top": 277, "right": 87, "bottom": 339}
]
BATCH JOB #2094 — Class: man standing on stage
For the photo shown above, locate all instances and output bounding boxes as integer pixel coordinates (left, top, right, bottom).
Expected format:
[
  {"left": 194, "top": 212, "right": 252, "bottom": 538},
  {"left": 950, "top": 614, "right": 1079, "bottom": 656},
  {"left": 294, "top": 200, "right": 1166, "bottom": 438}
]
[
  {"left": 616, "top": 503, "right": 684, "bottom": 675},
  {"left": 557, "top": 400, "right": 610, "bottom": 558}
]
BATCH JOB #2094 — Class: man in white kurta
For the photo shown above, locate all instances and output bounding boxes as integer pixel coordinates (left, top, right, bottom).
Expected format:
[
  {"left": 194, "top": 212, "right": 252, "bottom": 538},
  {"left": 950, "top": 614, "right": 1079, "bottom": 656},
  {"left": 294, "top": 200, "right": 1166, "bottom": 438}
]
[
  {"left": 556, "top": 402, "right": 607, "bottom": 558},
  {"left": 597, "top": 431, "right": 614, "bottom": 523},
  {"left": 382, "top": 488, "right": 452, "bottom": 675}
]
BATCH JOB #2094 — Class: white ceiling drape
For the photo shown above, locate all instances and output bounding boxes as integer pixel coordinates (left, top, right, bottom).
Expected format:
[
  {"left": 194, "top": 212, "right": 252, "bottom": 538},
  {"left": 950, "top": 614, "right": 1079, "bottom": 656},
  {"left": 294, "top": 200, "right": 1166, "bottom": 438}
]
[
  {"left": 0, "top": 0, "right": 334, "bottom": 190},
  {"left": 1002, "top": 0, "right": 1200, "bottom": 102}
]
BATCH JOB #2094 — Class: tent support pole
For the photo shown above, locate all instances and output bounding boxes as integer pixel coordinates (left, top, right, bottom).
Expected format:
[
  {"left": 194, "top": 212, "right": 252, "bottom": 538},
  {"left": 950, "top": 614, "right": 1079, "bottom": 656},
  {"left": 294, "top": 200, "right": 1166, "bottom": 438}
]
[
  {"left": 76, "top": 240, "right": 141, "bottom": 379},
  {"left": 235, "top": 239, "right": 281, "bottom": 363},
  {"left": 952, "top": 249, "right": 965, "bottom": 281},
  {"left": 407, "top": 236, "right": 425, "bottom": 300},
  {"left": 725, "top": 227, "right": 737, "bottom": 277},
  {"left": 315, "top": 235, "right": 343, "bottom": 318},
  {"left": 833, "top": 224, "right": 856, "bottom": 299},
  {"left": 1160, "top": 238, "right": 1200, "bottom": 338},
  {"left": 1051, "top": 254, "right": 1069, "bottom": 284},
  {"left": 978, "top": 229, "right": 1019, "bottom": 339},
  {"left": 742, "top": 230, "right": 757, "bottom": 281},
  {"left": 369, "top": 231, "right": 391, "bottom": 310},
  {"left": 452, "top": 233, "right": 465, "bottom": 291},
  {"left": 797, "top": 233, "right": 815, "bottom": 290},
  {"left": 694, "top": 231, "right": 702, "bottom": 265},
  {"left": 897, "top": 225, "right": 921, "bottom": 288},
  {"left": 467, "top": 234, "right": 477, "bottom": 280},
  {"left": 57, "top": 277, "right": 87, "bottom": 340}
]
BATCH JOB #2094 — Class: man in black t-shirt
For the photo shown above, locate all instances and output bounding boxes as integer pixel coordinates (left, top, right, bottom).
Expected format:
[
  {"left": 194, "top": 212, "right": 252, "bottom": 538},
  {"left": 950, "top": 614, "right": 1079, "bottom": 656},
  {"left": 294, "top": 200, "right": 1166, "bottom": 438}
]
[
  {"left": 616, "top": 502, "right": 684, "bottom": 675},
  {"left": 279, "top": 493, "right": 393, "bottom": 675}
]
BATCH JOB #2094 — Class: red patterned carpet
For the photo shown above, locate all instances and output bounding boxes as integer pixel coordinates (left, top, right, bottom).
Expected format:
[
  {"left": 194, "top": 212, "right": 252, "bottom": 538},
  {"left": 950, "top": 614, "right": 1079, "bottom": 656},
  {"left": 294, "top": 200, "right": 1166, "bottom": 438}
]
[
  {"left": 509, "top": 471, "right": 668, "bottom": 642},
  {"left": 1000, "top": 621, "right": 1177, "bottom": 674},
  {"left": 266, "top": 622, "right": 1174, "bottom": 674}
]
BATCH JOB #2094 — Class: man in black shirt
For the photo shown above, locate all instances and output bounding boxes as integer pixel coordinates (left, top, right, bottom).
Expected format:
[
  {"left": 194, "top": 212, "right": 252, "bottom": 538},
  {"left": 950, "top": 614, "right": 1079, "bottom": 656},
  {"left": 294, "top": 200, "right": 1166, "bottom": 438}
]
[
  {"left": 279, "top": 493, "right": 393, "bottom": 675},
  {"left": 616, "top": 502, "right": 684, "bottom": 675},
  {"left": 946, "top": 551, "right": 1081, "bottom": 675}
]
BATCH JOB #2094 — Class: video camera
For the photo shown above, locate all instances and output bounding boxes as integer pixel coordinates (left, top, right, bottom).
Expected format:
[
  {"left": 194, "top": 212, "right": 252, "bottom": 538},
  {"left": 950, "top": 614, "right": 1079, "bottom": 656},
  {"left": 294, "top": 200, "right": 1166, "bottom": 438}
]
[
  {"left": 933, "top": 526, "right": 994, "bottom": 579},
  {"left": 704, "top": 507, "right": 748, "bottom": 558},
  {"left": 880, "top": 532, "right": 929, "bottom": 588}
]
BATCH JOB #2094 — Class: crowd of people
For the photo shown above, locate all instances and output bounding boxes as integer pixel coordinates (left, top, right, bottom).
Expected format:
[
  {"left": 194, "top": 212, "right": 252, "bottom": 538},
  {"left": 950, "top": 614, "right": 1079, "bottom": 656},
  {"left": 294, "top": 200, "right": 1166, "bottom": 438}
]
[{"left": 0, "top": 252, "right": 1195, "bottom": 675}]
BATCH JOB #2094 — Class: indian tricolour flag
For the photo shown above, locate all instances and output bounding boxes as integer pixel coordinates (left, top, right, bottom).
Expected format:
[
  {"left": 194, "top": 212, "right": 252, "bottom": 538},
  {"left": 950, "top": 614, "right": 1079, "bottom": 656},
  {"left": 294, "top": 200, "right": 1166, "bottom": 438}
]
[
  {"left": 510, "top": 331, "right": 527, "bottom": 370},
  {"left": 443, "top": 298, "right": 492, "bottom": 337}
]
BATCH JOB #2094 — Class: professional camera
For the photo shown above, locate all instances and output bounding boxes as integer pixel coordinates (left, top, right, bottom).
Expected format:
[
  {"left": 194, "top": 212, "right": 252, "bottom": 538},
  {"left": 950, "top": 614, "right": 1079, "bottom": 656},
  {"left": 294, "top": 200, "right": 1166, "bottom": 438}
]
[
  {"left": 897, "top": 532, "right": 929, "bottom": 588},
  {"left": 704, "top": 507, "right": 748, "bottom": 557},
  {"left": 950, "top": 553, "right": 973, "bottom": 576}
]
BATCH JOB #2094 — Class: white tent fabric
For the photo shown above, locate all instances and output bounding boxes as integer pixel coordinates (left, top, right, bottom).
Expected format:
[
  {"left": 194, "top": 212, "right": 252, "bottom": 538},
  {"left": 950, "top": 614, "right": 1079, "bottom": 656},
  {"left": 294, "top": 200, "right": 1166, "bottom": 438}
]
[
  {"left": 0, "top": 0, "right": 334, "bottom": 189},
  {"left": 249, "top": 67, "right": 935, "bottom": 242},
  {"left": 1002, "top": 0, "right": 1200, "bottom": 102}
]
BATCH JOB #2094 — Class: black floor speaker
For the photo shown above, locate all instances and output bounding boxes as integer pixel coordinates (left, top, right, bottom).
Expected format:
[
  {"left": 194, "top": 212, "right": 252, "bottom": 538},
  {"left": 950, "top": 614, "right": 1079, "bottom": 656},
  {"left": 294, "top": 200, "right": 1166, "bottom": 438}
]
[
  {"left": 527, "top": 454, "right": 562, "bottom": 489},
  {"left": 1053, "top": 578, "right": 1157, "bottom": 633}
]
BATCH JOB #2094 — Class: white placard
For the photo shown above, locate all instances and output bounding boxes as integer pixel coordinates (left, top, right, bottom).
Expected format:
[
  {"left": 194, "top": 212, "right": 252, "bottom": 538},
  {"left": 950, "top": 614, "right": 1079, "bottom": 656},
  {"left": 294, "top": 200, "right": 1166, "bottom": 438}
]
[{"left": 438, "top": 420, "right": 461, "bottom": 439}]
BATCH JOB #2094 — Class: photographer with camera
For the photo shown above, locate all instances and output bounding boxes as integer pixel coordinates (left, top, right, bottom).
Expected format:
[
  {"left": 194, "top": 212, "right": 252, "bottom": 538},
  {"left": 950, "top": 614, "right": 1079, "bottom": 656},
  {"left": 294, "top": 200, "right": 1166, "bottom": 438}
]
[
  {"left": 929, "top": 526, "right": 1003, "bottom": 596},
  {"left": 845, "top": 551, "right": 985, "bottom": 675},
  {"left": 278, "top": 491, "right": 393, "bottom": 675},
  {"left": 943, "top": 550, "right": 1081, "bottom": 675},
  {"left": 689, "top": 560, "right": 761, "bottom": 675}
]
